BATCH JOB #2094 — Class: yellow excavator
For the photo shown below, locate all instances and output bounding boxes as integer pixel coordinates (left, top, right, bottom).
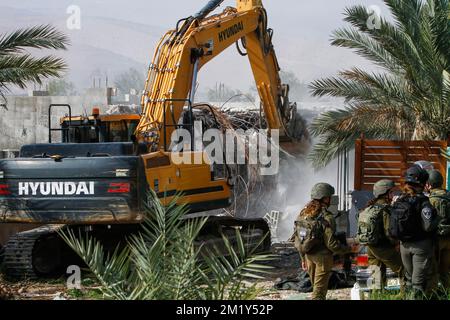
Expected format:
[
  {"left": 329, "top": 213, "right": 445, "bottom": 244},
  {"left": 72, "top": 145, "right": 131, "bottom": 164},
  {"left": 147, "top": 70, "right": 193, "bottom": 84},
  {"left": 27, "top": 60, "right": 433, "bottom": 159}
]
[
  {"left": 0, "top": 0, "right": 306, "bottom": 278},
  {"left": 135, "top": 0, "right": 304, "bottom": 208}
]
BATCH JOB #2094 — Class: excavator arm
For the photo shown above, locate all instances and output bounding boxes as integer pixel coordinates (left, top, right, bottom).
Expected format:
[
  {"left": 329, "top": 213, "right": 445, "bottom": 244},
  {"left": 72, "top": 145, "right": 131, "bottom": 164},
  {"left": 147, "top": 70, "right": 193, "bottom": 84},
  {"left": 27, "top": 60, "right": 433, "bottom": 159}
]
[
  {"left": 136, "top": 0, "right": 305, "bottom": 208},
  {"left": 136, "top": 0, "right": 300, "bottom": 151}
]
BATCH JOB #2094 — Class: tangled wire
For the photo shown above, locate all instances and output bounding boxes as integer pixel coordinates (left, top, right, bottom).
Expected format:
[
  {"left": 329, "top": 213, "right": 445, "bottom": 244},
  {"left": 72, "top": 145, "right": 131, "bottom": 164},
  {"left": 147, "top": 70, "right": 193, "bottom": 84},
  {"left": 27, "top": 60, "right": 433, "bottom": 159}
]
[{"left": 191, "top": 103, "right": 283, "bottom": 218}]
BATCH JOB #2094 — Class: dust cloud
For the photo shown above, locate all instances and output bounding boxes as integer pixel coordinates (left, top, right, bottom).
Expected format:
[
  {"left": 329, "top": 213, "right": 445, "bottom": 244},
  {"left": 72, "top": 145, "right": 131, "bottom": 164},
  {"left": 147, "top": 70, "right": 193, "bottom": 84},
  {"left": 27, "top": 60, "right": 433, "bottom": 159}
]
[{"left": 274, "top": 156, "right": 341, "bottom": 241}]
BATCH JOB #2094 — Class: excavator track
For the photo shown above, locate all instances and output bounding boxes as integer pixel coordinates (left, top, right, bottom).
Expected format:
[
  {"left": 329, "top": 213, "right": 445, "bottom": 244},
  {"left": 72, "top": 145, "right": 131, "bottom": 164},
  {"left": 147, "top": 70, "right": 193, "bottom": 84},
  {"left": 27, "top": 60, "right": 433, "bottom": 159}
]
[
  {"left": 2, "top": 225, "right": 66, "bottom": 279},
  {"left": 1, "top": 218, "right": 270, "bottom": 280},
  {"left": 193, "top": 216, "right": 272, "bottom": 255}
]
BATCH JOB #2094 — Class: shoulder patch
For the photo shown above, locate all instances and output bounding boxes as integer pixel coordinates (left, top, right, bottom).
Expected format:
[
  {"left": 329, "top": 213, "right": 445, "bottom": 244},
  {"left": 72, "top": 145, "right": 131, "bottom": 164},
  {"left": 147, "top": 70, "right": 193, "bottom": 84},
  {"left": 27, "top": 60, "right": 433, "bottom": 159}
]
[{"left": 422, "top": 206, "right": 433, "bottom": 220}]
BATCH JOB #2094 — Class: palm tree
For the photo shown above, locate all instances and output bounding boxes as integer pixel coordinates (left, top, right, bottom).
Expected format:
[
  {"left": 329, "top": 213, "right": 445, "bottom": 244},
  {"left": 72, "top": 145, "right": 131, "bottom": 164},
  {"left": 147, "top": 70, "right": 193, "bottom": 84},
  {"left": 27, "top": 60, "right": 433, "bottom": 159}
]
[
  {"left": 0, "top": 25, "right": 69, "bottom": 106},
  {"left": 60, "top": 191, "right": 273, "bottom": 300},
  {"left": 309, "top": 0, "right": 450, "bottom": 168}
]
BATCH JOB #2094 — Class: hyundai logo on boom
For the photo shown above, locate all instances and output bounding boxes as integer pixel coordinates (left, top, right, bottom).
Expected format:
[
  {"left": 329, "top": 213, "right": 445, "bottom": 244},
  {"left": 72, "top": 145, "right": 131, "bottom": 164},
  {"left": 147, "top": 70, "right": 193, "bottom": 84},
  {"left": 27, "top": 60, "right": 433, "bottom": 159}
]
[
  {"left": 218, "top": 21, "right": 244, "bottom": 42},
  {"left": 18, "top": 182, "right": 95, "bottom": 196}
]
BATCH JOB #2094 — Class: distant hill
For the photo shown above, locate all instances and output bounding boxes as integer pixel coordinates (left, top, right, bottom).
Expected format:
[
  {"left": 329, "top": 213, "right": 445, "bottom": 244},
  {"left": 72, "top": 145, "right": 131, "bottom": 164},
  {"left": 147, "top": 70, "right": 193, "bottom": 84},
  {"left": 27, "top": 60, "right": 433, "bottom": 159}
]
[
  {"left": 0, "top": 6, "right": 162, "bottom": 91},
  {"left": 0, "top": 2, "right": 375, "bottom": 96}
]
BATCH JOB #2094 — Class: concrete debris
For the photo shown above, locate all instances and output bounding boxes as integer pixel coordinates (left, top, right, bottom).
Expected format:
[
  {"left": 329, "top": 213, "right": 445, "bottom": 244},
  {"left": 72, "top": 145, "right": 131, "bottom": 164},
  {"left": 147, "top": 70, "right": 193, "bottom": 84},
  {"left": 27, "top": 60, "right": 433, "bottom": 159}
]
[
  {"left": 0, "top": 283, "right": 14, "bottom": 300},
  {"left": 263, "top": 211, "right": 283, "bottom": 244},
  {"left": 221, "top": 108, "right": 267, "bottom": 130},
  {"left": 191, "top": 104, "right": 274, "bottom": 217},
  {"left": 105, "top": 104, "right": 141, "bottom": 115},
  {"left": 52, "top": 292, "right": 66, "bottom": 300},
  {"left": 274, "top": 268, "right": 356, "bottom": 293}
]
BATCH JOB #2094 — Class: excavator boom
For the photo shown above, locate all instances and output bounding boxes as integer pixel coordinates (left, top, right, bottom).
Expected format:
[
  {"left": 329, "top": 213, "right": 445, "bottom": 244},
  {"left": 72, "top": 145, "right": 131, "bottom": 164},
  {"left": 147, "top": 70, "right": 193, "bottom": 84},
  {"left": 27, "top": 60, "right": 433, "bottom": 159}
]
[{"left": 136, "top": 0, "right": 302, "bottom": 153}]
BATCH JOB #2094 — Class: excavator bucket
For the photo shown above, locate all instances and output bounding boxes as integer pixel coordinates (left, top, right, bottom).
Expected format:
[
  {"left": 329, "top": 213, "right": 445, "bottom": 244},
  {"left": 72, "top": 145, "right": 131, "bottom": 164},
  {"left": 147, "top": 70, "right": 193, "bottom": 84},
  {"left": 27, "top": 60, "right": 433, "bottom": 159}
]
[{"left": 237, "top": 0, "right": 263, "bottom": 12}]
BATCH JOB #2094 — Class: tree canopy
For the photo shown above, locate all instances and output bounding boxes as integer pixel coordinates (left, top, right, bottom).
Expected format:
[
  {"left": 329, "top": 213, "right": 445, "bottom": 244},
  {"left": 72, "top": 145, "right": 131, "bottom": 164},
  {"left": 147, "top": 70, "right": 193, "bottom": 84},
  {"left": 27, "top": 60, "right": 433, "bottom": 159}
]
[{"left": 309, "top": 0, "right": 450, "bottom": 168}]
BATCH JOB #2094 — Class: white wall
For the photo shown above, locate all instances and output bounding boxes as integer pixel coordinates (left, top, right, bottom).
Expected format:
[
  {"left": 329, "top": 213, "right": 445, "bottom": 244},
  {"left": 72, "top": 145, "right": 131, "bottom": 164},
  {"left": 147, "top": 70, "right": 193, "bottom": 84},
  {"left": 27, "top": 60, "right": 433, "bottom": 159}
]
[{"left": 0, "top": 89, "right": 111, "bottom": 149}]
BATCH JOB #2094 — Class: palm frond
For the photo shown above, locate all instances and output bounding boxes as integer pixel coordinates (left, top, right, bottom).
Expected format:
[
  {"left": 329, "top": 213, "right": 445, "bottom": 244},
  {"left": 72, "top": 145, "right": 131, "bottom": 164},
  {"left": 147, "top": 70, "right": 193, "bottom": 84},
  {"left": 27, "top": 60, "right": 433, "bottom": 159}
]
[
  {"left": 0, "top": 54, "right": 67, "bottom": 89},
  {"left": 309, "top": 0, "right": 450, "bottom": 168},
  {"left": 200, "top": 229, "right": 274, "bottom": 300},
  {"left": 59, "top": 229, "right": 132, "bottom": 300},
  {"left": 0, "top": 25, "right": 68, "bottom": 95},
  {"left": 432, "top": 0, "right": 450, "bottom": 69},
  {"left": 0, "top": 24, "right": 69, "bottom": 55},
  {"left": 60, "top": 191, "right": 273, "bottom": 300},
  {"left": 309, "top": 103, "right": 415, "bottom": 168},
  {"left": 331, "top": 27, "right": 401, "bottom": 72},
  {"left": 342, "top": 4, "right": 428, "bottom": 82}
]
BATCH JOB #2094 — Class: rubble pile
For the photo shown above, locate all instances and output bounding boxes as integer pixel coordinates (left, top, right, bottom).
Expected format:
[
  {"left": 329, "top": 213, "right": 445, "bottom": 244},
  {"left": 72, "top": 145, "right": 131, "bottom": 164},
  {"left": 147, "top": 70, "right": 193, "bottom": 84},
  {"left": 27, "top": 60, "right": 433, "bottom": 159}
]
[
  {"left": 103, "top": 102, "right": 310, "bottom": 219},
  {"left": 222, "top": 108, "right": 267, "bottom": 130},
  {"left": 0, "top": 280, "right": 14, "bottom": 300},
  {"left": 191, "top": 104, "right": 301, "bottom": 217},
  {"left": 105, "top": 104, "right": 140, "bottom": 115}
]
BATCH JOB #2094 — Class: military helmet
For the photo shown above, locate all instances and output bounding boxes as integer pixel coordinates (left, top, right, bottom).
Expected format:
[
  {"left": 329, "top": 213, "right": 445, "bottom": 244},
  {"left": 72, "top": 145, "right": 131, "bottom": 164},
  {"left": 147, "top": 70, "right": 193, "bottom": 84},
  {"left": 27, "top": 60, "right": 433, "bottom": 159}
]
[
  {"left": 428, "top": 170, "right": 444, "bottom": 188},
  {"left": 405, "top": 165, "right": 429, "bottom": 186},
  {"left": 414, "top": 160, "right": 434, "bottom": 173},
  {"left": 373, "top": 179, "right": 395, "bottom": 198},
  {"left": 311, "top": 183, "right": 335, "bottom": 200}
]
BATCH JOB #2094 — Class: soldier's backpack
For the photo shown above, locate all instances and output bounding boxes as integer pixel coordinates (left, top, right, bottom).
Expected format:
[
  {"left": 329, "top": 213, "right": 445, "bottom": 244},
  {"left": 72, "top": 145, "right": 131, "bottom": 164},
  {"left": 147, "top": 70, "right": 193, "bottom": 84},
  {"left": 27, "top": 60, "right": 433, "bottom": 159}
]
[
  {"left": 389, "top": 195, "right": 429, "bottom": 241},
  {"left": 429, "top": 192, "right": 450, "bottom": 236},
  {"left": 357, "top": 204, "right": 384, "bottom": 245},
  {"left": 295, "top": 214, "right": 324, "bottom": 255}
]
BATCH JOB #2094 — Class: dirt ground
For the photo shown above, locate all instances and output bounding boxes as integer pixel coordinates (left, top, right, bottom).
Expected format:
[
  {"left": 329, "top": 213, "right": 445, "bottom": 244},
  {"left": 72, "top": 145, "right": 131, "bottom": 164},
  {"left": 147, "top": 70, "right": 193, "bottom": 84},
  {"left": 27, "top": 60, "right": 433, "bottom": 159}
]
[
  {"left": 255, "top": 267, "right": 352, "bottom": 301},
  {"left": 0, "top": 277, "right": 102, "bottom": 300},
  {"left": 256, "top": 282, "right": 352, "bottom": 301},
  {"left": 0, "top": 242, "right": 353, "bottom": 300},
  {"left": 0, "top": 267, "right": 352, "bottom": 300}
]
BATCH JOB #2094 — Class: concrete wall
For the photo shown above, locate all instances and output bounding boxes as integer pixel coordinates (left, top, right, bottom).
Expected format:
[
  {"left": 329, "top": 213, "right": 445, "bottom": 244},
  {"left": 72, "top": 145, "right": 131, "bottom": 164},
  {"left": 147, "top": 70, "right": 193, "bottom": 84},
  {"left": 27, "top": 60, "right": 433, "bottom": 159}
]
[{"left": 0, "top": 88, "right": 111, "bottom": 149}]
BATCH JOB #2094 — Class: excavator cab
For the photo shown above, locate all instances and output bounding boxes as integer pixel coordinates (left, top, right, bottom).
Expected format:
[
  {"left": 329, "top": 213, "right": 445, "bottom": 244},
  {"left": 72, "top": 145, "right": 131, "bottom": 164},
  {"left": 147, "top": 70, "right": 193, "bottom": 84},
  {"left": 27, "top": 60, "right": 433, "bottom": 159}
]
[{"left": 57, "top": 108, "right": 140, "bottom": 144}]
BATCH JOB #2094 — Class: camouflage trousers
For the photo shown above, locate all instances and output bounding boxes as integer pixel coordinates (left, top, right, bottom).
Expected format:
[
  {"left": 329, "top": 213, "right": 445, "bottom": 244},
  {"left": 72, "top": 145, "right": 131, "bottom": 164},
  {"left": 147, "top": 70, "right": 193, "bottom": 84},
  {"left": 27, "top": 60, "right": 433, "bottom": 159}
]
[
  {"left": 305, "top": 252, "right": 334, "bottom": 300},
  {"left": 400, "top": 238, "right": 436, "bottom": 297},
  {"left": 367, "top": 245, "right": 404, "bottom": 291}
]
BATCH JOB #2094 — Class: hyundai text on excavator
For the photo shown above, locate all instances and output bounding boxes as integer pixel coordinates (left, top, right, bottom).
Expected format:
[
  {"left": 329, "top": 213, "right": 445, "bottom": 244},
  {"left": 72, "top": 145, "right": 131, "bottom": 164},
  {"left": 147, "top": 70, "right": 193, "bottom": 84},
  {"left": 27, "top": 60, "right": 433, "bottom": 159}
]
[{"left": 0, "top": 0, "right": 306, "bottom": 278}]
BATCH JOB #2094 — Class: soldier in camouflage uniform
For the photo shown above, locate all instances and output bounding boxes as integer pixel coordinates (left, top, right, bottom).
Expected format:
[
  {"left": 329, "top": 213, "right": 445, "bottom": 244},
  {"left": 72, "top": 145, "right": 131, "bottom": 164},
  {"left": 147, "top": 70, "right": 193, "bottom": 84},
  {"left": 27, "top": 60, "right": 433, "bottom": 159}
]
[
  {"left": 357, "top": 180, "right": 404, "bottom": 292},
  {"left": 395, "top": 166, "right": 439, "bottom": 298},
  {"left": 294, "top": 183, "right": 351, "bottom": 300},
  {"left": 427, "top": 170, "right": 450, "bottom": 289}
]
